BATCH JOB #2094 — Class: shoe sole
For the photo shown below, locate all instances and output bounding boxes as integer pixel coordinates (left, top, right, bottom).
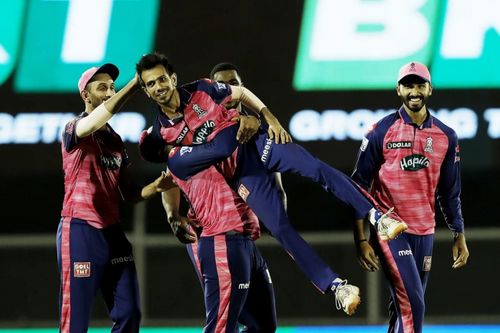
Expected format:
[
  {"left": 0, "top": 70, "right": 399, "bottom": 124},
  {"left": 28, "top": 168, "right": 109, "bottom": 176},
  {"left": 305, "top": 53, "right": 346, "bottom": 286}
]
[
  {"left": 346, "top": 294, "right": 361, "bottom": 315},
  {"left": 345, "top": 287, "right": 361, "bottom": 315},
  {"left": 384, "top": 222, "right": 408, "bottom": 241}
]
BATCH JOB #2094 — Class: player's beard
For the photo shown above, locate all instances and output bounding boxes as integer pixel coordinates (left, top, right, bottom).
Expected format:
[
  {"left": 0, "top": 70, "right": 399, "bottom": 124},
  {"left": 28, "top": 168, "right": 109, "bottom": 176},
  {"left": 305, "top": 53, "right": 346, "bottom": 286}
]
[{"left": 401, "top": 94, "right": 430, "bottom": 112}]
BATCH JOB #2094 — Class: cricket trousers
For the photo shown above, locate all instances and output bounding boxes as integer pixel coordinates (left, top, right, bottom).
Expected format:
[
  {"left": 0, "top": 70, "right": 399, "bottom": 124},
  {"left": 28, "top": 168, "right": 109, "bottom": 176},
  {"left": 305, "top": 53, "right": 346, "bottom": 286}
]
[{"left": 56, "top": 217, "right": 141, "bottom": 333}]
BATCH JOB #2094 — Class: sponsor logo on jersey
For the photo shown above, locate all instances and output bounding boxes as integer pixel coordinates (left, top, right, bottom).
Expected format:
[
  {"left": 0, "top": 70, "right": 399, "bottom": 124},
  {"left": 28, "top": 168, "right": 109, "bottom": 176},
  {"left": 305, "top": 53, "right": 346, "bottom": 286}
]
[
  {"left": 101, "top": 153, "right": 122, "bottom": 170},
  {"left": 192, "top": 103, "right": 207, "bottom": 118},
  {"left": 360, "top": 137, "right": 369, "bottom": 152},
  {"left": 424, "top": 137, "right": 433, "bottom": 153},
  {"left": 238, "top": 184, "right": 250, "bottom": 201},
  {"left": 175, "top": 126, "right": 189, "bottom": 145},
  {"left": 74, "top": 262, "right": 91, "bottom": 277},
  {"left": 386, "top": 141, "right": 412, "bottom": 149},
  {"left": 111, "top": 255, "right": 134, "bottom": 265},
  {"left": 193, "top": 120, "right": 216, "bottom": 144},
  {"left": 400, "top": 154, "right": 430, "bottom": 171},
  {"left": 398, "top": 249, "right": 413, "bottom": 257},
  {"left": 423, "top": 256, "right": 432, "bottom": 271},
  {"left": 261, "top": 138, "right": 273, "bottom": 163},
  {"left": 238, "top": 282, "right": 250, "bottom": 290},
  {"left": 179, "top": 146, "right": 193, "bottom": 156}
]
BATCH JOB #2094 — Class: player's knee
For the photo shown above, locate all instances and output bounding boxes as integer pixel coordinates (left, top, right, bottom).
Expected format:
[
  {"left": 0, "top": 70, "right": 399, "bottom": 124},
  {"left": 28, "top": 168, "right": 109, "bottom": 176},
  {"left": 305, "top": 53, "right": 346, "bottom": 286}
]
[{"left": 115, "top": 304, "right": 141, "bottom": 325}]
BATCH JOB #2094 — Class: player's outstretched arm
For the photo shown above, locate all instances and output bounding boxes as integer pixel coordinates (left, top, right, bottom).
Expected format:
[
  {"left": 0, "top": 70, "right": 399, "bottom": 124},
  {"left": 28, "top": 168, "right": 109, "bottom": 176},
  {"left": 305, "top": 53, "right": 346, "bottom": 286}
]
[
  {"left": 76, "top": 75, "right": 140, "bottom": 138},
  {"left": 230, "top": 85, "right": 292, "bottom": 144}
]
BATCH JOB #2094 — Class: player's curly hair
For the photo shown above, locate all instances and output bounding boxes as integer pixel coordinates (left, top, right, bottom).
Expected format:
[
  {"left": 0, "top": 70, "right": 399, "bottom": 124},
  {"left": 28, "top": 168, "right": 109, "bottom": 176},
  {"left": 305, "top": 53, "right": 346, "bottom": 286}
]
[
  {"left": 209, "top": 62, "right": 241, "bottom": 80},
  {"left": 136, "top": 52, "right": 175, "bottom": 86}
]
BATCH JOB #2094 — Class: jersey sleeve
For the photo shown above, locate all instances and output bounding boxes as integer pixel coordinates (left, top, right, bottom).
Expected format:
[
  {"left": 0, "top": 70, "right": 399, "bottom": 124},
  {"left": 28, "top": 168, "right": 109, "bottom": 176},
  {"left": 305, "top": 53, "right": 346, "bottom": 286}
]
[
  {"left": 62, "top": 117, "right": 81, "bottom": 152},
  {"left": 138, "top": 120, "right": 169, "bottom": 163},
  {"left": 167, "top": 125, "right": 239, "bottom": 180},
  {"left": 351, "top": 124, "right": 384, "bottom": 190},
  {"left": 197, "top": 79, "right": 233, "bottom": 105},
  {"left": 436, "top": 132, "right": 464, "bottom": 234}
]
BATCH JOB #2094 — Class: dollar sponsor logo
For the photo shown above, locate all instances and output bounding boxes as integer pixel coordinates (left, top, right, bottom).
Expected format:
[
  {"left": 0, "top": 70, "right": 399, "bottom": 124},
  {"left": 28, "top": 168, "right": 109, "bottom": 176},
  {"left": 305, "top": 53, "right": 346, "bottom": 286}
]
[
  {"left": 175, "top": 126, "right": 189, "bottom": 144},
  {"left": 400, "top": 154, "right": 430, "bottom": 171},
  {"left": 193, "top": 120, "right": 215, "bottom": 144},
  {"left": 386, "top": 141, "right": 412, "bottom": 149}
]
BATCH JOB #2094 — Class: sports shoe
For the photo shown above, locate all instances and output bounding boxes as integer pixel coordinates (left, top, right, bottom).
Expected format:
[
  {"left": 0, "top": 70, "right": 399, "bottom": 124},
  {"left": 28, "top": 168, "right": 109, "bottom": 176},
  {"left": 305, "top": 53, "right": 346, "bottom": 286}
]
[
  {"left": 332, "top": 280, "right": 361, "bottom": 315},
  {"left": 369, "top": 207, "right": 408, "bottom": 241}
]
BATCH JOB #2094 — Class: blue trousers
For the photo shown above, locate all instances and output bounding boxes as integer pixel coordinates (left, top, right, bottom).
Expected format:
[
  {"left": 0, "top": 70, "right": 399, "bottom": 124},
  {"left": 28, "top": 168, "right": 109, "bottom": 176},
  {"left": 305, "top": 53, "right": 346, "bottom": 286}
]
[
  {"left": 187, "top": 234, "right": 277, "bottom": 333},
  {"left": 372, "top": 232, "right": 434, "bottom": 333},
  {"left": 169, "top": 125, "right": 375, "bottom": 292},
  {"left": 56, "top": 218, "right": 141, "bottom": 333}
]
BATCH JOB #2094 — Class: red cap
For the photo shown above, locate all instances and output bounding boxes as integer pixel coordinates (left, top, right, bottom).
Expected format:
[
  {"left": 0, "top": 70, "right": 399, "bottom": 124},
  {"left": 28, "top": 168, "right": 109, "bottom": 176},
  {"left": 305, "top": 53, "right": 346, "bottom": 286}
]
[
  {"left": 78, "top": 63, "right": 119, "bottom": 93},
  {"left": 397, "top": 61, "right": 431, "bottom": 84}
]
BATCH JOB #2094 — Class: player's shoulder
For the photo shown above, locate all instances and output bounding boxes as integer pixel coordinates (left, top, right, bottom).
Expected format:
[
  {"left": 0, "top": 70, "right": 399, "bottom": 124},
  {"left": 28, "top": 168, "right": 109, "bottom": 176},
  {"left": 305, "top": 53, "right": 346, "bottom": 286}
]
[
  {"left": 431, "top": 115, "right": 458, "bottom": 139},
  {"left": 367, "top": 111, "right": 398, "bottom": 137}
]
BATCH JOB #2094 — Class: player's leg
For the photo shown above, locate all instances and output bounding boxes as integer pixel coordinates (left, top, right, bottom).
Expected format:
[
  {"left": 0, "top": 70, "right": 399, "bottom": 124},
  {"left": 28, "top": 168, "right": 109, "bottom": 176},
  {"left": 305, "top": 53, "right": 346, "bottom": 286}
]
[
  {"left": 57, "top": 218, "right": 107, "bottom": 333},
  {"left": 186, "top": 242, "right": 204, "bottom": 288},
  {"left": 198, "top": 234, "right": 251, "bottom": 333},
  {"left": 235, "top": 144, "right": 355, "bottom": 299},
  {"left": 252, "top": 129, "right": 407, "bottom": 240},
  {"left": 238, "top": 243, "right": 277, "bottom": 333},
  {"left": 373, "top": 233, "right": 427, "bottom": 333},
  {"left": 100, "top": 225, "right": 141, "bottom": 333}
]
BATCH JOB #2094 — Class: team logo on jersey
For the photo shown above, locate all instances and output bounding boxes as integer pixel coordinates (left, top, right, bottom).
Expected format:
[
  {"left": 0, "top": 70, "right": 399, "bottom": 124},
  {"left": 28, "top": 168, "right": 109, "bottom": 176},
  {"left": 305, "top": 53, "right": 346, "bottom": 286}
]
[
  {"left": 74, "top": 262, "right": 91, "bottom": 278},
  {"left": 400, "top": 154, "right": 430, "bottom": 171},
  {"left": 100, "top": 153, "right": 122, "bottom": 170},
  {"left": 423, "top": 256, "right": 432, "bottom": 271},
  {"left": 260, "top": 138, "right": 273, "bottom": 163},
  {"left": 424, "top": 137, "right": 433, "bottom": 153},
  {"left": 360, "top": 137, "right": 369, "bottom": 152},
  {"left": 238, "top": 184, "right": 250, "bottom": 201},
  {"left": 193, "top": 120, "right": 216, "bottom": 144},
  {"left": 386, "top": 141, "right": 412, "bottom": 149},
  {"left": 175, "top": 126, "right": 189, "bottom": 145},
  {"left": 192, "top": 103, "right": 208, "bottom": 118},
  {"left": 179, "top": 146, "right": 193, "bottom": 156}
]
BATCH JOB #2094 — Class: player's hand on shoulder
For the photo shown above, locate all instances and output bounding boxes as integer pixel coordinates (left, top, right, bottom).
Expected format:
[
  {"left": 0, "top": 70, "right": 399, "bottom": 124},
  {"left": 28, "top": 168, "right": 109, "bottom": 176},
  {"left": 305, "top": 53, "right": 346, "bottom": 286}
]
[
  {"left": 260, "top": 108, "right": 292, "bottom": 144},
  {"left": 168, "top": 215, "right": 198, "bottom": 244},
  {"left": 356, "top": 240, "right": 380, "bottom": 272},
  {"left": 232, "top": 115, "right": 260, "bottom": 143}
]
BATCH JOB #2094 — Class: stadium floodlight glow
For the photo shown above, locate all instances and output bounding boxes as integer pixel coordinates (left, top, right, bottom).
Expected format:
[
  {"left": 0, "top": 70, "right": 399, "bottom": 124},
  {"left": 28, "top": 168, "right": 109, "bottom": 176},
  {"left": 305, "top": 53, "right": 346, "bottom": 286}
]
[{"left": 294, "top": 0, "right": 500, "bottom": 90}]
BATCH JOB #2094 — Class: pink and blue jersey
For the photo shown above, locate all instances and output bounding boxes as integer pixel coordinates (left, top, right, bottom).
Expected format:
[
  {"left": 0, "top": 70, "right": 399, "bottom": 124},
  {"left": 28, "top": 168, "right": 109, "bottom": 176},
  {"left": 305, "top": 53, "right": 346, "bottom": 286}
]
[
  {"left": 352, "top": 107, "right": 464, "bottom": 235},
  {"left": 139, "top": 79, "right": 239, "bottom": 162},
  {"left": 61, "top": 113, "right": 129, "bottom": 228}
]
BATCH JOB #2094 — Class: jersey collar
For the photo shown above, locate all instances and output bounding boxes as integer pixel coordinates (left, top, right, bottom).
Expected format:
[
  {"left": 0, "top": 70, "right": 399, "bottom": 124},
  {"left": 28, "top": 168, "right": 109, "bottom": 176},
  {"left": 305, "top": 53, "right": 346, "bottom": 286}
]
[{"left": 398, "top": 106, "right": 433, "bottom": 129}]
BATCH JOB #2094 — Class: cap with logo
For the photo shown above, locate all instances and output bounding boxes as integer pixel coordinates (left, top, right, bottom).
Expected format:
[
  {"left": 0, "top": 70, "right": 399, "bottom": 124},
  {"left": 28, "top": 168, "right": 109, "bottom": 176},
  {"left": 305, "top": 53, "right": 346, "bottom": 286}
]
[
  {"left": 397, "top": 61, "right": 431, "bottom": 84},
  {"left": 78, "top": 63, "right": 119, "bottom": 93}
]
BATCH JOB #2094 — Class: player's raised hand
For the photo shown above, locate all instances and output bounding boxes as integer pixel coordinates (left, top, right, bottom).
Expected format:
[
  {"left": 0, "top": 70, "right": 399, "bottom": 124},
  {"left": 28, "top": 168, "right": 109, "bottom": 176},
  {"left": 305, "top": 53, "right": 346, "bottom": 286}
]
[
  {"left": 260, "top": 107, "right": 292, "bottom": 144},
  {"left": 232, "top": 115, "right": 260, "bottom": 143},
  {"left": 168, "top": 215, "right": 198, "bottom": 244},
  {"left": 356, "top": 240, "right": 380, "bottom": 272},
  {"left": 452, "top": 233, "right": 469, "bottom": 269}
]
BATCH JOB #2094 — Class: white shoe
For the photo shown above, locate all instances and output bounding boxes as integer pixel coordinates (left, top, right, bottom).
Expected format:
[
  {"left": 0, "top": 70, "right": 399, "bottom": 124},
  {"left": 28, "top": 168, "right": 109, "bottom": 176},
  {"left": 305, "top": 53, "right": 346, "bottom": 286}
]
[
  {"left": 332, "top": 280, "right": 361, "bottom": 315},
  {"left": 370, "top": 207, "right": 408, "bottom": 241}
]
